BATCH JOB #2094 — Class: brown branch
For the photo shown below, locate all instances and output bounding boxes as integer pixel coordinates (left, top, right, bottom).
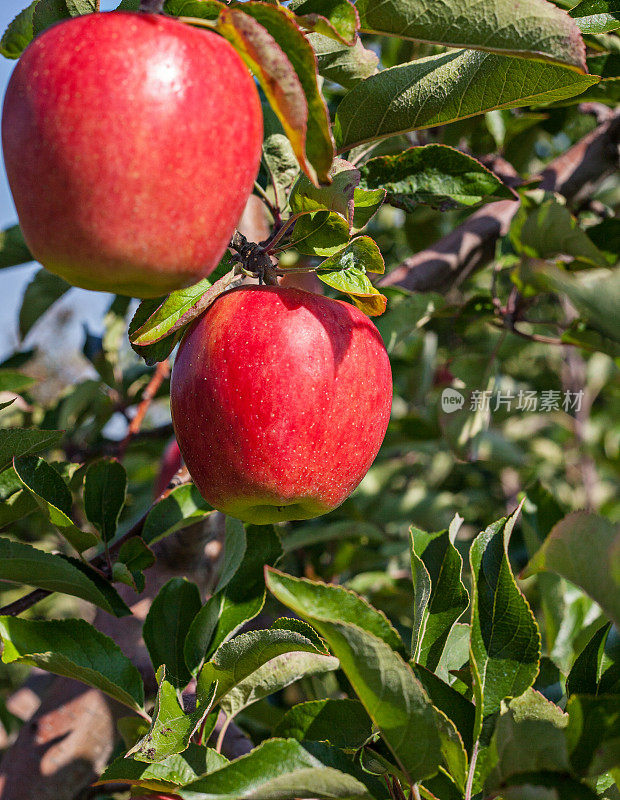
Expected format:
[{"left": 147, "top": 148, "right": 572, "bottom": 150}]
[
  {"left": 117, "top": 359, "right": 170, "bottom": 461},
  {"left": 380, "top": 111, "right": 620, "bottom": 294}
]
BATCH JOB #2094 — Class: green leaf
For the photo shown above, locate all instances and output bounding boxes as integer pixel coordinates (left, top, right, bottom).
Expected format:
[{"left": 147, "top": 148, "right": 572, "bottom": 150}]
[
  {"left": 130, "top": 258, "right": 238, "bottom": 347},
  {"left": 523, "top": 511, "right": 620, "bottom": 629},
  {"left": 219, "top": 647, "right": 339, "bottom": 721},
  {"left": 83, "top": 458, "right": 127, "bottom": 542},
  {"left": 32, "top": 0, "right": 71, "bottom": 39},
  {"left": 128, "top": 666, "right": 217, "bottom": 763},
  {"left": 491, "top": 773, "right": 599, "bottom": 799},
  {"left": 129, "top": 296, "right": 182, "bottom": 366},
  {"left": 289, "top": 0, "right": 359, "bottom": 45},
  {"left": 281, "top": 519, "right": 384, "bottom": 552},
  {"left": 0, "top": 469, "right": 38, "bottom": 528},
  {"left": 271, "top": 617, "right": 329, "bottom": 653},
  {"left": 274, "top": 699, "right": 373, "bottom": 747},
  {"left": 0, "top": 4, "right": 37, "bottom": 59},
  {"left": 289, "top": 210, "right": 351, "bottom": 256},
  {"left": 266, "top": 568, "right": 467, "bottom": 787},
  {"left": 567, "top": 694, "right": 620, "bottom": 776},
  {"left": 410, "top": 515, "right": 469, "bottom": 671},
  {"left": 97, "top": 746, "right": 228, "bottom": 791},
  {"left": 316, "top": 237, "right": 387, "bottom": 317},
  {"left": 412, "top": 663, "right": 475, "bottom": 754},
  {"left": 13, "top": 455, "right": 100, "bottom": 552},
  {"left": 541, "top": 267, "right": 620, "bottom": 344},
  {"left": 0, "top": 537, "right": 130, "bottom": 615},
  {"left": 567, "top": 622, "right": 612, "bottom": 696},
  {"left": 143, "top": 578, "right": 202, "bottom": 689},
  {"left": 359, "top": 144, "right": 516, "bottom": 212},
  {"left": 484, "top": 689, "right": 569, "bottom": 793},
  {"left": 0, "top": 370, "right": 35, "bottom": 394},
  {"left": 113, "top": 537, "right": 155, "bottom": 593},
  {"left": 0, "top": 616, "right": 144, "bottom": 712},
  {"left": 19, "top": 269, "right": 71, "bottom": 339},
  {"left": 307, "top": 32, "right": 378, "bottom": 89},
  {"left": 197, "top": 628, "right": 330, "bottom": 704},
  {"left": 184, "top": 524, "right": 282, "bottom": 674},
  {"left": 512, "top": 200, "right": 611, "bottom": 267},
  {"left": 290, "top": 158, "right": 361, "bottom": 226},
  {"left": 142, "top": 483, "right": 214, "bottom": 546},
  {"left": 262, "top": 569, "right": 405, "bottom": 654},
  {"left": 333, "top": 51, "right": 598, "bottom": 152},
  {"left": 65, "top": 0, "right": 96, "bottom": 13},
  {"left": 469, "top": 506, "right": 541, "bottom": 740},
  {"left": 354, "top": 0, "right": 586, "bottom": 70},
  {"left": 571, "top": 0, "right": 620, "bottom": 34},
  {"left": 262, "top": 119, "right": 300, "bottom": 209},
  {"left": 214, "top": 517, "right": 247, "bottom": 592},
  {"left": 178, "top": 738, "right": 376, "bottom": 800}
]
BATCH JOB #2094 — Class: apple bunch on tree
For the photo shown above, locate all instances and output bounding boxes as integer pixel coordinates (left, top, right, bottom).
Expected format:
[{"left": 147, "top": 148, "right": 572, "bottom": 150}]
[{"left": 1, "top": 6, "right": 392, "bottom": 524}]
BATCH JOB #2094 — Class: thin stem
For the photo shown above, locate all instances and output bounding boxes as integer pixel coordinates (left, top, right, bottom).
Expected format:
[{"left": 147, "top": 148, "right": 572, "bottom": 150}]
[
  {"left": 465, "top": 740, "right": 480, "bottom": 800},
  {"left": 117, "top": 360, "right": 170, "bottom": 461},
  {"left": 215, "top": 715, "right": 232, "bottom": 754},
  {"left": 411, "top": 786, "right": 422, "bottom": 800},
  {"left": 262, "top": 212, "right": 306, "bottom": 253},
  {"left": 177, "top": 15, "right": 217, "bottom": 28},
  {"left": 253, "top": 181, "right": 281, "bottom": 226}
]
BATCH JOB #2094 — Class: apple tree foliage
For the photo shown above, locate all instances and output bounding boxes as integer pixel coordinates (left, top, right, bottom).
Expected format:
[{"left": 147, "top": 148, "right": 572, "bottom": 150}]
[{"left": 0, "top": 0, "right": 619, "bottom": 799}]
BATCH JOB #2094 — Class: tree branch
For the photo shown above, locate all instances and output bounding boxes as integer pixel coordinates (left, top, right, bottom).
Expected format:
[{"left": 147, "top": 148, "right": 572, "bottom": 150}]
[{"left": 379, "top": 111, "right": 620, "bottom": 294}]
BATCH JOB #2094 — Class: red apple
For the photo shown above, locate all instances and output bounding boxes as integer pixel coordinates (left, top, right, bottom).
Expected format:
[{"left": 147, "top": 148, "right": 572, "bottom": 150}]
[
  {"left": 170, "top": 286, "right": 392, "bottom": 524},
  {"left": 1, "top": 11, "right": 262, "bottom": 297}
]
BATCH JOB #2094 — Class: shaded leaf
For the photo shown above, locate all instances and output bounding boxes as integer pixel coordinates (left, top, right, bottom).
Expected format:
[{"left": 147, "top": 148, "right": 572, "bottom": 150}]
[
  {"left": 412, "top": 664, "right": 475, "bottom": 754},
  {"left": 143, "top": 578, "right": 202, "bottom": 689},
  {"left": 289, "top": 209, "right": 351, "bottom": 256},
  {"left": 334, "top": 51, "right": 598, "bottom": 152},
  {"left": 14, "top": 455, "right": 100, "bottom": 552},
  {"left": 19, "top": 269, "right": 71, "bottom": 339},
  {"left": 484, "top": 689, "right": 569, "bottom": 793},
  {"left": 185, "top": 524, "right": 282, "bottom": 674},
  {"left": 469, "top": 506, "right": 541, "bottom": 739},
  {"left": 84, "top": 458, "right": 127, "bottom": 542},
  {"left": 0, "top": 616, "right": 144, "bottom": 711},
  {"left": 32, "top": 0, "right": 71, "bottom": 38},
  {"left": 142, "top": 483, "right": 214, "bottom": 546},
  {"left": 113, "top": 537, "right": 155, "bottom": 593},
  {"left": 0, "top": 537, "right": 130, "bottom": 615},
  {"left": 290, "top": 158, "right": 360, "bottom": 226},
  {"left": 410, "top": 516, "right": 469, "bottom": 671},
  {"left": 567, "top": 694, "right": 620, "bottom": 777},
  {"left": 274, "top": 699, "right": 372, "bottom": 747},
  {"left": 567, "top": 622, "right": 611, "bottom": 696},
  {"left": 512, "top": 200, "right": 611, "bottom": 267},
  {"left": 523, "top": 512, "right": 620, "bottom": 628}
]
